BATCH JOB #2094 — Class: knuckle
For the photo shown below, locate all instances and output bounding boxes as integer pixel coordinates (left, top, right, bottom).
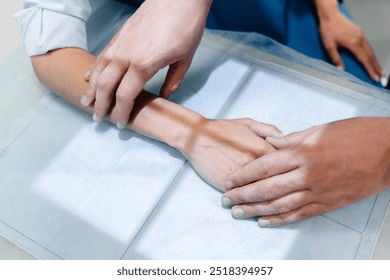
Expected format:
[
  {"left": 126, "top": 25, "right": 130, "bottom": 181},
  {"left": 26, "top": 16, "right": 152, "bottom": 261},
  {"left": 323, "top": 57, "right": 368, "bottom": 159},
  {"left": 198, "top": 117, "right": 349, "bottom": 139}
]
[
  {"left": 355, "top": 27, "right": 364, "bottom": 38},
  {"left": 278, "top": 214, "right": 288, "bottom": 225},
  {"left": 97, "top": 54, "right": 112, "bottom": 67},
  {"left": 97, "top": 76, "right": 109, "bottom": 90},
  {"left": 245, "top": 205, "right": 258, "bottom": 217},
  {"left": 296, "top": 209, "right": 313, "bottom": 221},
  {"left": 324, "top": 43, "right": 335, "bottom": 52},
  {"left": 258, "top": 185, "right": 274, "bottom": 201},
  {"left": 257, "top": 161, "right": 271, "bottom": 178},
  {"left": 131, "top": 59, "right": 151, "bottom": 73},
  {"left": 351, "top": 32, "right": 364, "bottom": 46},
  {"left": 239, "top": 153, "right": 255, "bottom": 166},
  {"left": 116, "top": 88, "right": 129, "bottom": 102},
  {"left": 272, "top": 200, "right": 291, "bottom": 214}
]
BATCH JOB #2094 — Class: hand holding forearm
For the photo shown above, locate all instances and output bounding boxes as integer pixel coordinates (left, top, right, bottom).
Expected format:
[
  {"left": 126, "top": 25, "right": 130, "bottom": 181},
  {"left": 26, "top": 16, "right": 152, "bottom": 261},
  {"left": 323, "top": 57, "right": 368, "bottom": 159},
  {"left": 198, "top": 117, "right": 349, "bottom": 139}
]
[
  {"left": 31, "top": 48, "right": 280, "bottom": 190},
  {"left": 82, "top": 0, "right": 213, "bottom": 129}
]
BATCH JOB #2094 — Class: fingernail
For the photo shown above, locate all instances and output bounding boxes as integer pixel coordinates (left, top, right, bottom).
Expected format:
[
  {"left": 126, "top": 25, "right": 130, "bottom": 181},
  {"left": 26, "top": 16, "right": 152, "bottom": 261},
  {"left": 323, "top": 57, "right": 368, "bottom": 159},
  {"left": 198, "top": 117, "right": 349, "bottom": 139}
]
[
  {"left": 258, "top": 219, "right": 271, "bottom": 228},
  {"left": 80, "top": 95, "right": 89, "bottom": 106},
  {"left": 374, "top": 75, "right": 380, "bottom": 83},
  {"left": 380, "top": 76, "right": 388, "bottom": 87},
  {"left": 116, "top": 121, "right": 127, "bottom": 130},
  {"left": 221, "top": 196, "right": 233, "bottom": 207},
  {"left": 337, "top": 65, "right": 344, "bottom": 71},
  {"left": 225, "top": 180, "right": 235, "bottom": 190},
  {"left": 93, "top": 113, "right": 103, "bottom": 123},
  {"left": 232, "top": 208, "right": 244, "bottom": 219}
]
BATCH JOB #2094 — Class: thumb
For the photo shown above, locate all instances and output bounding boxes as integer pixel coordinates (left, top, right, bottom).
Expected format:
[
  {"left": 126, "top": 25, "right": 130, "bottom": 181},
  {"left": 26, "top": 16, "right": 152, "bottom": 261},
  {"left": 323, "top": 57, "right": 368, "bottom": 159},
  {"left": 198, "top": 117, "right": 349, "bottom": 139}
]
[{"left": 160, "top": 59, "right": 191, "bottom": 99}]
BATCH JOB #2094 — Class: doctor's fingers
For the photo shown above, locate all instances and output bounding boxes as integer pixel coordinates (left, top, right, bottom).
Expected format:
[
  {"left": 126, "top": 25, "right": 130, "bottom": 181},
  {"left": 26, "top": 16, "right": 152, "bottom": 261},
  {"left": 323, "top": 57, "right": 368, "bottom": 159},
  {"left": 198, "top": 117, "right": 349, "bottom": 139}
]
[
  {"left": 229, "top": 189, "right": 314, "bottom": 220},
  {"left": 257, "top": 203, "right": 329, "bottom": 227},
  {"left": 81, "top": 47, "right": 117, "bottom": 109},
  {"left": 325, "top": 44, "right": 344, "bottom": 70},
  {"left": 93, "top": 58, "right": 130, "bottom": 122},
  {"left": 222, "top": 169, "right": 303, "bottom": 207},
  {"left": 160, "top": 57, "right": 192, "bottom": 99},
  {"left": 349, "top": 39, "right": 383, "bottom": 82},
  {"left": 225, "top": 150, "right": 299, "bottom": 190},
  {"left": 109, "top": 67, "right": 149, "bottom": 129}
]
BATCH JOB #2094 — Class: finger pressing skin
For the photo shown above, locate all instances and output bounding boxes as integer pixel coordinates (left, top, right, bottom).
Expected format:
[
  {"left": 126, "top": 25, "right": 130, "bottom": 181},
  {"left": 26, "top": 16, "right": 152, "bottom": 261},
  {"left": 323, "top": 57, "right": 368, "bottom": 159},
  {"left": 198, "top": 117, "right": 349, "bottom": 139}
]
[
  {"left": 222, "top": 169, "right": 303, "bottom": 206},
  {"left": 225, "top": 150, "right": 299, "bottom": 190},
  {"left": 111, "top": 67, "right": 147, "bottom": 129},
  {"left": 160, "top": 59, "right": 191, "bottom": 99},
  {"left": 257, "top": 203, "right": 327, "bottom": 227},
  {"left": 83, "top": 52, "right": 114, "bottom": 110},
  {"left": 81, "top": 61, "right": 98, "bottom": 107},
  {"left": 94, "top": 59, "right": 129, "bottom": 121},
  {"left": 230, "top": 190, "right": 313, "bottom": 219}
]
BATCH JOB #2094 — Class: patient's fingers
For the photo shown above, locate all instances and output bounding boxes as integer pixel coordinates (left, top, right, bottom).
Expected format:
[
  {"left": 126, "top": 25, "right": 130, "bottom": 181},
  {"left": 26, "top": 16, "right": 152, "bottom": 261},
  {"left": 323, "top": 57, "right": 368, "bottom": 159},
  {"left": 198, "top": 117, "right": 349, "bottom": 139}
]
[{"left": 231, "top": 118, "right": 283, "bottom": 138}]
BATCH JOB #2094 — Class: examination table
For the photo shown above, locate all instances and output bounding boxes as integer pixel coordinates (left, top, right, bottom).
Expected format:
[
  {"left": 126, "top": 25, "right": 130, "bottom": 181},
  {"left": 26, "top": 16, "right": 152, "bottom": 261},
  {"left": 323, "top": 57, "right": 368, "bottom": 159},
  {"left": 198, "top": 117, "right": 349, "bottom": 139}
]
[{"left": 1, "top": 0, "right": 390, "bottom": 259}]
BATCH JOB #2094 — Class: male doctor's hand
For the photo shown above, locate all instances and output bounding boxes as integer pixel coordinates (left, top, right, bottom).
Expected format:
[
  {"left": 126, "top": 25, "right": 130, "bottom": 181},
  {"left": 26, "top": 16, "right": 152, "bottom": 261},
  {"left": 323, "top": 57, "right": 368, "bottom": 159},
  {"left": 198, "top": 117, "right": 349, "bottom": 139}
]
[
  {"left": 221, "top": 118, "right": 390, "bottom": 227},
  {"left": 81, "top": 0, "right": 212, "bottom": 129}
]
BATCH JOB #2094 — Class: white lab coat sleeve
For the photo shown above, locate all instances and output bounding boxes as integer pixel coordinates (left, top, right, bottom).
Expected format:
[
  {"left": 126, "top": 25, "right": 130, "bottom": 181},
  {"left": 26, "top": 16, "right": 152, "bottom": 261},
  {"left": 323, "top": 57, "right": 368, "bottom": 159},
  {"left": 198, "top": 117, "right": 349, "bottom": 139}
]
[{"left": 14, "top": 0, "right": 92, "bottom": 56}]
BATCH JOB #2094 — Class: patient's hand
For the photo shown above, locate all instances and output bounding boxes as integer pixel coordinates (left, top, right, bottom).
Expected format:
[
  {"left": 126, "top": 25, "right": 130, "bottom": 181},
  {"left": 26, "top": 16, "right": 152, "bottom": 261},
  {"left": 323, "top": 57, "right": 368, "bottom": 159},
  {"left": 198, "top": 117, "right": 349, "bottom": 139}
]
[{"left": 178, "top": 118, "right": 282, "bottom": 191}]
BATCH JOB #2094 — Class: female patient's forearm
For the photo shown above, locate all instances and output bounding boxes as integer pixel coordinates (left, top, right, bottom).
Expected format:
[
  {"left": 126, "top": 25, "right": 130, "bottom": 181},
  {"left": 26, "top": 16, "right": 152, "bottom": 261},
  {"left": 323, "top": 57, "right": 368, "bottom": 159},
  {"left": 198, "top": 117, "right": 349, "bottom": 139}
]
[
  {"left": 30, "top": 48, "right": 277, "bottom": 190},
  {"left": 30, "top": 48, "right": 201, "bottom": 151}
]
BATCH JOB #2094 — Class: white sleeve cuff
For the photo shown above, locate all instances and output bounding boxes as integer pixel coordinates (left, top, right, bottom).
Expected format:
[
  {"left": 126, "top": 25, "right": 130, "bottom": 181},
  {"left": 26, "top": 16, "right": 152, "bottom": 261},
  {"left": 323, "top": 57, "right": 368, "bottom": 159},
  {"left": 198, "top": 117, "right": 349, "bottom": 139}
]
[{"left": 15, "top": 7, "right": 89, "bottom": 56}]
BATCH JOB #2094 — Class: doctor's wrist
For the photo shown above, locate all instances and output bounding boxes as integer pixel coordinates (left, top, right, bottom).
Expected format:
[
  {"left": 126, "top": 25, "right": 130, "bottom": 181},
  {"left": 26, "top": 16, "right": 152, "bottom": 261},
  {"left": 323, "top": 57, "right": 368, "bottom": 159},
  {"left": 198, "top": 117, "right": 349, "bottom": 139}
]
[{"left": 314, "top": 0, "right": 339, "bottom": 21}]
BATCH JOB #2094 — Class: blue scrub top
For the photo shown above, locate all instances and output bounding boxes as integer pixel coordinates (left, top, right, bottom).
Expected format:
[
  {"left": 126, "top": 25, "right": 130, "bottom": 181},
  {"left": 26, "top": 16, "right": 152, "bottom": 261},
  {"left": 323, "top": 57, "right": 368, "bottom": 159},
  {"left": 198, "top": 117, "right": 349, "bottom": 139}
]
[{"left": 116, "top": 0, "right": 379, "bottom": 86}]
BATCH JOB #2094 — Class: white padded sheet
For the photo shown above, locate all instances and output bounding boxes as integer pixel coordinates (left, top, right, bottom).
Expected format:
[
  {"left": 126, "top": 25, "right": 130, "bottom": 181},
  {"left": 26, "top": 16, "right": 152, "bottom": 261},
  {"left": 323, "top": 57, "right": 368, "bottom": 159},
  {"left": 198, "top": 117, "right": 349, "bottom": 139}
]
[{"left": 1, "top": 0, "right": 389, "bottom": 260}]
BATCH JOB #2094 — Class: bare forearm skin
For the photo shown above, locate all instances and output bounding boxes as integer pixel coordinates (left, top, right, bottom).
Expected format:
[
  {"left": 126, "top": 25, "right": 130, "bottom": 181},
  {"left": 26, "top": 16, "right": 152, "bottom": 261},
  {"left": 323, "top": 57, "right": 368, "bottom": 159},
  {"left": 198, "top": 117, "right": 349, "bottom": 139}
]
[{"left": 31, "top": 48, "right": 202, "bottom": 152}]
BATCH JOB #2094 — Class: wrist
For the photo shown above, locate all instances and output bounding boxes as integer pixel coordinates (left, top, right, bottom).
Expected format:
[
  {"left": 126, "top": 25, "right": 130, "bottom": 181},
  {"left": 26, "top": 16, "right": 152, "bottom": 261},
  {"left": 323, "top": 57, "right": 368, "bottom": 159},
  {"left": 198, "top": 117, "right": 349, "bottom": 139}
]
[
  {"left": 314, "top": 0, "right": 339, "bottom": 21},
  {"left": 168, "top": 112, "right": 207, "bottom": 155},
  {"left": 128, "top": 92, "right": 206, "bottom": 154}
]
